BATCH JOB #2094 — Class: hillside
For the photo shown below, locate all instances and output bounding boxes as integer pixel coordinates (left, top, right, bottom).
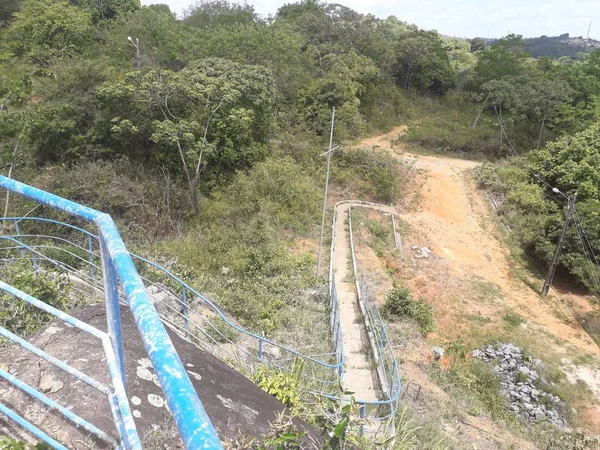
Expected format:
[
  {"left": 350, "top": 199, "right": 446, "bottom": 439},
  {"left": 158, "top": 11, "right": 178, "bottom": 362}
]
[
  {"left": 1, "top": 0, "right": 600, "bottom": 449},
  {"left": 482, "top": 33, "right": 600, "bottom": 59}
]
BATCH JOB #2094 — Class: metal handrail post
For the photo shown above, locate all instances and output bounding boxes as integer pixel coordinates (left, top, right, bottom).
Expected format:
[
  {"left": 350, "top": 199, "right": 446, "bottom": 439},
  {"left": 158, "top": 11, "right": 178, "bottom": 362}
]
[{"left": 100, "top": 233, "right": 127, "bottom": 393}]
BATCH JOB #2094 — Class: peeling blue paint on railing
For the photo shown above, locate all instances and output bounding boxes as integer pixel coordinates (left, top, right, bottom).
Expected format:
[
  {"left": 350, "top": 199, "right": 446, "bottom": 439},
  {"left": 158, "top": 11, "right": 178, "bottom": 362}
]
[
  {"left": 0, "top": 185, "right": 402, "bottom": 444},
  {"left": 0, "top": 217, "right": 345, "bottom": 394},
  {"left": 0, "top": 175, "right": 223, "bottom": 449}
]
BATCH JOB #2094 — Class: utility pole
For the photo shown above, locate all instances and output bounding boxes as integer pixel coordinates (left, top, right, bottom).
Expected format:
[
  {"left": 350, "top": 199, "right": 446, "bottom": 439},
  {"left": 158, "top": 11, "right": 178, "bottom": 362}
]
[
  {"left": 588, "top": 19, "right": 593, "bottom": 40},
  {"left": 541, "top": 193, "right": 577, "bottom": 297},
  {"left": 316, "top": 107, "right": 336, "bottom": 278}
]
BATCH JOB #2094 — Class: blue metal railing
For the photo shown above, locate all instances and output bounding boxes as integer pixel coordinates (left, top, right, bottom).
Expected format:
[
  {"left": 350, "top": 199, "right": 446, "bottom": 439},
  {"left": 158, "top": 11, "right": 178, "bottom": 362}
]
[
  {"left": 0, "top": 217, "right": 344, "bottom": 394},
  {"left": 0, "top": 280, "right": 130, "bottom": 448},
  {"left": 345, "top": 203, "right": 403, "bottom": 438},
  {"left": 0, "top": 175, "right": 223, "bottom": 449},
  {"left": 0, "top": 180, "right": 403, "bottom": 444}
]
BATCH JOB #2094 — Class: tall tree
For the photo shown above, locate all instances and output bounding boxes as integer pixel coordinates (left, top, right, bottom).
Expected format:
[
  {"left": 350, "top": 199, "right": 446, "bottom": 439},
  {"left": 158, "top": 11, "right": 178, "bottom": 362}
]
[
  {"left": 6, "top": 0, "right": 92, "bottom": 63},
  {"left": 69, "top": 0, "right": 139, "bottom": 24},
  {"left": 97, "top": 58, "right": 277, "bottom": 213}
]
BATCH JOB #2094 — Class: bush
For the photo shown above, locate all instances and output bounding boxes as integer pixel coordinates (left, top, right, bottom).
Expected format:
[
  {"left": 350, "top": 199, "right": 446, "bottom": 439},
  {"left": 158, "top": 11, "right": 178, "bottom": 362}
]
[
  {"left": 382, "top": 284, "right": 435, "bottom": 334},
  {"left": 432, "top": 359, "right": 513, "bottom": 422},
  {"left": 32, "top": 160, "right": 187, "bottom": 243},
  {"left": 332, "top": 148, "right": 401, "bottom": 203},
  {"left": 402, "top": 118, "right": 502, "bottom": 159},
  {"left": 160, "top": 157, "right": 319, "bottom": 336},
  {"left": 251, "top": 367, "right": 301, "bottom": 409},
  {"left": 0, "top": 437, "right": 50, "bottom": 450},
  {"left": 0, "top": 261, "right": 83, "bottom": 336}
]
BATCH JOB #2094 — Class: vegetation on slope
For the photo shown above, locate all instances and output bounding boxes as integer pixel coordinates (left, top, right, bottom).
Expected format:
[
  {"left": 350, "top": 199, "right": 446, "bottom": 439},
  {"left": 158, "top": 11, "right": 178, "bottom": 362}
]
[{"left": 1, "top": 0, "right": 600, "bottom": 447}]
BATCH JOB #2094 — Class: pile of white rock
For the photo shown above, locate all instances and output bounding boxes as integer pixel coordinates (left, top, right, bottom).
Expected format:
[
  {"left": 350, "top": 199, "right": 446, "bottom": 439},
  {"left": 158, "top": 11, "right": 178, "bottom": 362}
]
[{"left": 473, "top": 343, "right": 567, "bottom": 428}]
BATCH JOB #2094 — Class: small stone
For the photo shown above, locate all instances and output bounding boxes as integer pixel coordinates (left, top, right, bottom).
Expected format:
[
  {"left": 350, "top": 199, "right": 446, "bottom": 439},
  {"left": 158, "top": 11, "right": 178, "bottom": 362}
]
[
  {"left": 534, "top": 408, "right": 545, "bottom": 420},
  {"left": 0, "top": 363, "right": 8, "bottom": 372},
  {"left": 472, "top": 349, "right": 481, "bottom": 358},
  {"left": 499, "top": 389, "right": 509, "bottom": 398},
  {"left": 39, "top": 374, "right": 54, "bottom": 393},
  {"left": 531, "top": 389, "right": 540, "bottom": 397},
  {"left": 432, "top": 346, "right": 445, "bottom": 360},
  {"left": 50, "top": 380, "right": 63, "bottom": 394},
  {"left": 571, "top": 407, "right": 578, "bottom": 416},
  {"left": 411, "top": 246, "right": 419, "bottom": 250},
  {"left": 509, "top": 404, "right": 520, "bottom": 412},
  {"left": 523, "top": 402, "right": 534, "bottom": 411}
]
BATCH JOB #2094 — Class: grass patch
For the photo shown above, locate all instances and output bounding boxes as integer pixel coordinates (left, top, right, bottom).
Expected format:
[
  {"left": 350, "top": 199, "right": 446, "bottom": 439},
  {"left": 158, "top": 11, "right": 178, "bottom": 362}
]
[
  {"left": 431, "top": 358, "right": 517, "bottom": 424},
  {"left": 503, "top": 310, "right": 527, "bottom": 329},
  {"left": 467, "top": 313, "right": 493, "bottom": 325},
  {"left": 353, "top": 209, "right": 395, "bottom": 257}
]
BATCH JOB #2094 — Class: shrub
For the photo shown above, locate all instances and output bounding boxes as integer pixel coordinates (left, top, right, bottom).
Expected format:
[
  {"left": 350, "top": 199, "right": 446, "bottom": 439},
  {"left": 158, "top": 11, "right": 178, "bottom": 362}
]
[
  {"left": 332, "top": 148, "right": 401, "bottom": 203},
  {"left": 382, "top": 284, "right": 435, "bottom": 334},
  {"left": 402, "top": 119, "right": 502, "bottom": 159},
  {"left": 0, "top": 437, "right": 50, "bottom": 450},
  {"left": 251, "top": 367, "right": 301, "bottom": 409},
  {"left": 503, "top": 311, "right": 527, "bottom": 329},
  {"left": 0, "top": 261, "right": 83, "bottom": 336}
]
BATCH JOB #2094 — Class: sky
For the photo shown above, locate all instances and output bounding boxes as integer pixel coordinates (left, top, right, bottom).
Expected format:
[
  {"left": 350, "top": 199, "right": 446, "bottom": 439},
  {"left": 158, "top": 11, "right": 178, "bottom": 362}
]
[{"left": 141, "top": 0, "right": 600, "bottom": 40}]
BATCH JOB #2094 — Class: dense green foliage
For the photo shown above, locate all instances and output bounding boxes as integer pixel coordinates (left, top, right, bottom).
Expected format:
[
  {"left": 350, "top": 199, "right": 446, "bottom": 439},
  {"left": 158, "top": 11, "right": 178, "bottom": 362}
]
[
  {"left": 478, "top": 125, "right": 600, "bottom": 291},
  {"left": 0, "top": 0, "right": 599, "bottom": 328},
  {"left": 382, "top": 284, "right": 435, "bottom": 334}
]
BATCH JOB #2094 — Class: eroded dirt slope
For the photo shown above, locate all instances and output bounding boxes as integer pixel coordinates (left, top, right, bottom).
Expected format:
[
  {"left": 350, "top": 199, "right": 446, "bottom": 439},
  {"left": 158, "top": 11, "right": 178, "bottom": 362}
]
[{"left": 355, "top": 127, "right": 600, "bottom": 436}]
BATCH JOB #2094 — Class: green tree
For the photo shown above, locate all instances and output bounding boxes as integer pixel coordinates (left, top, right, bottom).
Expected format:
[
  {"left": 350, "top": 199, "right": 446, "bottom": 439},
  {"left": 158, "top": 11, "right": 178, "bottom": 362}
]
[
  {"left": 101, "top": 5, "right": 185, "bottom": 69},
  {"left": 395, "top": 30, "right": 456, "bottom": 93},
  {"left": 97, "top": 58, "right": 277, "bottom": 213},
  {"left": 474, "top": 34, "right": 529, "bottom": 85},
  {"left": 69, "top": 0, "right": 139, "bottom": 24},
  {"left": 6, "top": 0, "right": 92, "bottom": 62},
  {"left": 184, "top": 0, "right": 259, "bottom": 28},
  {"left": 0, "top": 0, "right": 21, "bottom": 21}
]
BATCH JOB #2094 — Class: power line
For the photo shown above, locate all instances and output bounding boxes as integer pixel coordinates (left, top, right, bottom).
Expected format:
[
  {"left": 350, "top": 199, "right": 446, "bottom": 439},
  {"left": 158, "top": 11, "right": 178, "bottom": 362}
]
[
  {"left": 493, "top": 105, "right": 569, "bottom": 199},
  {"left": 491, "top": 109, "right": 600, "bottom": 294}
]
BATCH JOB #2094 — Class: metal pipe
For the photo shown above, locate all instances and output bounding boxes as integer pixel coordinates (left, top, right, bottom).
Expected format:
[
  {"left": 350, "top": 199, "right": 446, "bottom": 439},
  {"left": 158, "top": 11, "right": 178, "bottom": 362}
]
[
  {"left": 316, "top": 107, "right": 336, "bottom": 278},
  {"left": 0, "top": 326, "right": 112, "bottom": 395},
  {"left": 0, "top": 369, "right": 118, "bottom": 446},
  {"left": 0, "top": 403, "right": 68, "bottom": 450}
]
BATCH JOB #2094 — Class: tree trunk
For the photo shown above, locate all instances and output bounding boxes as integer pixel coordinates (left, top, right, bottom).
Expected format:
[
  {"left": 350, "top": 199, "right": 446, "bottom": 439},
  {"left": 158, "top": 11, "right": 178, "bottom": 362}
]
[
  {"left": 3, "top": 139, "right": 19, "bottom": 218},
  {"left": 537, "top": 109, "right": 548, "bottom": 150},
  {"left": 188, "top": 175, "right": 199, "bottom": 216},
  {"left": 403, "top": 64, "right": 412, "bottom": 90},
  {"left": 472, "top": 93, "right": 490, "bottom": 128}
]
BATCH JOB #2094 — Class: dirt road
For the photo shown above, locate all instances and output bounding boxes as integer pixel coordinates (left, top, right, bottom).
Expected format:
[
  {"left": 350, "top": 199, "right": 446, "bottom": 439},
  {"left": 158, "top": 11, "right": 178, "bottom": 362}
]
[
  {"left": 360, "top": 126, "right": 600, "bottom": 355},
  {"left": 356, "top": 127, "right": 600, "bottom": 433}
]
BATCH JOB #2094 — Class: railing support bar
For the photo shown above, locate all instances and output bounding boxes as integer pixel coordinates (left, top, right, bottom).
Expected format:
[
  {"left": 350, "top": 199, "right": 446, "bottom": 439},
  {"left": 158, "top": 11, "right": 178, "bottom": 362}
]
[{"left": 100, "top": 234, "right": 127, "bottom": 394}]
